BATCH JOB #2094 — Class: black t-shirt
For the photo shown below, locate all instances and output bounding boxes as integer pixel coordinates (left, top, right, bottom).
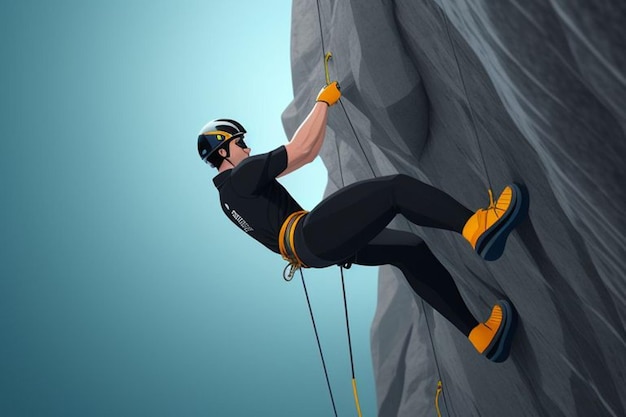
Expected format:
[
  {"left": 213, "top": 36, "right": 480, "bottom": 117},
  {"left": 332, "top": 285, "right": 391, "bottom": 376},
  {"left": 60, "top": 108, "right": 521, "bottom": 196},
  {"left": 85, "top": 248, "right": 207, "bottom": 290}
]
[{"left": 212, "top": 146, "right": 303, "bottom": 254}]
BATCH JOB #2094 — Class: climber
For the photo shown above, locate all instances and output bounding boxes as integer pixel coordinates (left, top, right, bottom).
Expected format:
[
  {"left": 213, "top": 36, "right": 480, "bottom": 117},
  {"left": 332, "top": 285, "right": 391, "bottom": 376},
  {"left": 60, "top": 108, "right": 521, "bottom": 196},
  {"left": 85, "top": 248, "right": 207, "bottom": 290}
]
[{"left": 197, "top": 82, "right": 526, "bottom": 363}]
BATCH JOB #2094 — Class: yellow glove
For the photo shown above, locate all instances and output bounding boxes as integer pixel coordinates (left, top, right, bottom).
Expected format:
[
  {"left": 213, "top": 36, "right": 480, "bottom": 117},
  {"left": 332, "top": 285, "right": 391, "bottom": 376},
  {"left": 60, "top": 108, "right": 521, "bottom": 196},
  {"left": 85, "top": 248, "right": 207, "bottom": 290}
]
[{"left": 316, "top": 81, "right": 341, "bottom": 106}]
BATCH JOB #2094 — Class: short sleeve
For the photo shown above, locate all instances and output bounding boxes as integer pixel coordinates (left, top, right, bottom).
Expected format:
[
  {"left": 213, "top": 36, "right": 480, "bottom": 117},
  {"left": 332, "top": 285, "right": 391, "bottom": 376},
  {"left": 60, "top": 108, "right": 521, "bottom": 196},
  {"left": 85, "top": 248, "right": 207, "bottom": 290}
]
[{"left": 230, "top": 146, "right": 288, "bottom": 195}]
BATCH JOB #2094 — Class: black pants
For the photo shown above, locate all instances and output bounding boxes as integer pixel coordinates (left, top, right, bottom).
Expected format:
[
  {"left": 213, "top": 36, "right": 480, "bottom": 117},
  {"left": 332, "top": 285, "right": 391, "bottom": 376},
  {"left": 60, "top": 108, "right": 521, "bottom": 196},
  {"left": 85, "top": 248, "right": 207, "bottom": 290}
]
[{"left": 296, "top": 174, "right": 479, "bottom": 336}]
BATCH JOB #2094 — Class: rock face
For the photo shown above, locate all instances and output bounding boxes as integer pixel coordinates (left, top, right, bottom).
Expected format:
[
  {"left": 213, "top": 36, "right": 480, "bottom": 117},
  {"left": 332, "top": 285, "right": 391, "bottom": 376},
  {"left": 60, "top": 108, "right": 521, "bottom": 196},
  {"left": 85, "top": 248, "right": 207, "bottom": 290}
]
[{"left": 282, "top": 1, "right": 626, "bottom": 416}]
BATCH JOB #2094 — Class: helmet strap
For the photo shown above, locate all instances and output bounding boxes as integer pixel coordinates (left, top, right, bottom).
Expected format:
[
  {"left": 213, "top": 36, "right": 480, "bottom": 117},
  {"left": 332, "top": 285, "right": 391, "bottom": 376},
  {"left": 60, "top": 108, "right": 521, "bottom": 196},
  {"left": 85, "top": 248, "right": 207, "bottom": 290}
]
[{"left": 218, "top": 139, "right": 235, "bottom": 168}]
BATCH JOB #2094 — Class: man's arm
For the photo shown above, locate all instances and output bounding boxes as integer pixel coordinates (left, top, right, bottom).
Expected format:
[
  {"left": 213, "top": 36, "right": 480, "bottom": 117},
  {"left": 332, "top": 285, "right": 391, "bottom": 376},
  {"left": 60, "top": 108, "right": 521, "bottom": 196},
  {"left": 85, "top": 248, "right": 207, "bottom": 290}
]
[{"left": 280, "top": 82, "right": 341, "bottom": 177}]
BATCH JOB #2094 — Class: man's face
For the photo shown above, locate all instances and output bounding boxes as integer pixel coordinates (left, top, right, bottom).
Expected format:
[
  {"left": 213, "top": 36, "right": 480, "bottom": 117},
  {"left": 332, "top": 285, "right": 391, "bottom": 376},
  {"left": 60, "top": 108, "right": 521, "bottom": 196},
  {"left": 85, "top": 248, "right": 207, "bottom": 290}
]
[
  {"left": 234, "top": 137, "right": 250, "bottom": 152},
  {"left": 219, "top": 136, "right": 251, "bottom": 167}
]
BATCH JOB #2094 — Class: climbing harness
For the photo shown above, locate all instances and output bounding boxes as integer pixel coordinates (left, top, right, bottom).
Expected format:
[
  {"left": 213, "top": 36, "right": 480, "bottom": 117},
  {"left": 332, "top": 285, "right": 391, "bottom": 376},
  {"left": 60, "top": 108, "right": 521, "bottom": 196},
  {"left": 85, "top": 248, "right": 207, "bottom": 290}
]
[{"left": 278, "top": 210, "right": 309, "bottom": 281}]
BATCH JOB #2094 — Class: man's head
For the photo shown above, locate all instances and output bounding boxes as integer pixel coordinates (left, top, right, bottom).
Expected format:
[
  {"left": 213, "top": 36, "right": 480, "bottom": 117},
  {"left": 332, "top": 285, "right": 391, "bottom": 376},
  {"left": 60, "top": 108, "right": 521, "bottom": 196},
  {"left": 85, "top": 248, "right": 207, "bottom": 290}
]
[{"left": 197, "top": 118, "right": 251, "bottom": 169}]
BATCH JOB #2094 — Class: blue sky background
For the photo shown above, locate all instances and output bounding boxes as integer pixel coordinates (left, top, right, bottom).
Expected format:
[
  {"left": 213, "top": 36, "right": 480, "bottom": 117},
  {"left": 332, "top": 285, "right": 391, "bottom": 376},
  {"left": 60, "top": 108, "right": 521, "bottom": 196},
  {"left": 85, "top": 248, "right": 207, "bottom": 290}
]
[{"left": 0, "top": 0, "right": 379, "bottom": 416}]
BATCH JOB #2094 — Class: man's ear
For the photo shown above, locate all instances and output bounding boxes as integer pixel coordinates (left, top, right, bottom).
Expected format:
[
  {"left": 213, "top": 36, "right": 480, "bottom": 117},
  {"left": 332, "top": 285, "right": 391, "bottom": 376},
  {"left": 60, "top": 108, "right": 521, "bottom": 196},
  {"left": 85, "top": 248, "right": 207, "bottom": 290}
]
[{"left": 218, "top": 148, "right": 227, "bottom": 157}]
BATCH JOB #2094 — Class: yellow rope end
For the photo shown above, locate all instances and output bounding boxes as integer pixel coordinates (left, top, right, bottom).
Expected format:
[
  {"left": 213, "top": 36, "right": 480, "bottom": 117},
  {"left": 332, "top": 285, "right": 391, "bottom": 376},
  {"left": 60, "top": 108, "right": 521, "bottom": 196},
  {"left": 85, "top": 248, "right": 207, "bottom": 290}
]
[
  {"left": 324, "top": 52, "right": 333, "bottom": 85},
  {"left": 435, "top": 380, "right": 443, "bottom": 417},
  {"left": 487, "top": 188, "right": 495, "bottom": 209},
  {"left": 352, "top": 378, "right": 363, "bottom": 417}
]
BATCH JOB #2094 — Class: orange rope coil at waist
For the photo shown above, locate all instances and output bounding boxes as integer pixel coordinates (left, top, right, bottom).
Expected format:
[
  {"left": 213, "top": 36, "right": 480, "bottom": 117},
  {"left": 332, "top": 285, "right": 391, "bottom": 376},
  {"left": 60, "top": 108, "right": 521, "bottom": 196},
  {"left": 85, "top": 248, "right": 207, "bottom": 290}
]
[{"left": 278, "top": 210, "right": 309, "bottom": 280}]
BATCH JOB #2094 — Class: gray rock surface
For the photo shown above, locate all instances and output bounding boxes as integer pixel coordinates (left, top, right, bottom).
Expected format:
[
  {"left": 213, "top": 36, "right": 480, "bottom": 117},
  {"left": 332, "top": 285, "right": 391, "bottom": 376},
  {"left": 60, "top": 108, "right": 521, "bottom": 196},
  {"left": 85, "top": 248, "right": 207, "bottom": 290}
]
[{"left": 282, "top": 1, "right": 626, "bottom": 416}]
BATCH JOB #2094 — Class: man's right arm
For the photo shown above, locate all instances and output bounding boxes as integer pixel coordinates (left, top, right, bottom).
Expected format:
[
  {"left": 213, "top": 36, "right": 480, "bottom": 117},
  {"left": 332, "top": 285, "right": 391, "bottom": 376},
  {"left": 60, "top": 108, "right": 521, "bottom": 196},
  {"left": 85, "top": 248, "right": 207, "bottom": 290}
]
[{"left": 280, "top": 82, "right": 341, "bottom": 177}]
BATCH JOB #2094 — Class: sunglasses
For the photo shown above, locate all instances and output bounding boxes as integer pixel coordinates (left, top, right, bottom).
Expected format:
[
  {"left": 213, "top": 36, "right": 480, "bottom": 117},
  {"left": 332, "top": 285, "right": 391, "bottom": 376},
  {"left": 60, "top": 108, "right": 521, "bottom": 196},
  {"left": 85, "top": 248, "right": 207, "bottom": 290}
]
[{"left": 233, "top": 137, "right": 248, "bottom": 149}]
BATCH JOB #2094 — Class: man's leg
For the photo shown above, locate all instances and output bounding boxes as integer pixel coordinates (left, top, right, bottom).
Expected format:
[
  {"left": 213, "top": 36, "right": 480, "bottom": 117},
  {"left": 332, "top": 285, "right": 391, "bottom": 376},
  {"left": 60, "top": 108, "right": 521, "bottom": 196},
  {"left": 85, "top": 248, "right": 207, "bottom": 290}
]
[
  {"left": 353, "top": 228, "right": 479, "bottom": 336},
  {"left": 300, "top": 174, "right": 521, "bottom": 360},
  {"left": 303, "top": 174, "right": 473, "bottom": 261}
]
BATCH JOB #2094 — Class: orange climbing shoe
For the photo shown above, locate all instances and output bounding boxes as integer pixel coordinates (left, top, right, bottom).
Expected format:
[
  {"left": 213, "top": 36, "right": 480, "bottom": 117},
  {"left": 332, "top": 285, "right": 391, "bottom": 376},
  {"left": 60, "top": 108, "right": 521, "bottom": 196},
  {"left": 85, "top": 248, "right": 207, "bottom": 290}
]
[
  {"left": 462, "top": 184, "right": 527, "bottom": 261},
  {"left": 469, "top": 300, "right": 517, "bottom": 362}
]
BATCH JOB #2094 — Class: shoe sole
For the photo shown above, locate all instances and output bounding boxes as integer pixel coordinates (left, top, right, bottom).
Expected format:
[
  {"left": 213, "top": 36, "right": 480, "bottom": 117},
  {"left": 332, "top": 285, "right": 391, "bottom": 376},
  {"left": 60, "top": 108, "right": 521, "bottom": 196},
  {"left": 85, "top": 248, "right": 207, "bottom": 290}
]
[
  {"left": 476, "top": 183, "right": 527, "bottom": 261},
  {"left": 486, "top": 300, "right": 518, "bottom": 363}
]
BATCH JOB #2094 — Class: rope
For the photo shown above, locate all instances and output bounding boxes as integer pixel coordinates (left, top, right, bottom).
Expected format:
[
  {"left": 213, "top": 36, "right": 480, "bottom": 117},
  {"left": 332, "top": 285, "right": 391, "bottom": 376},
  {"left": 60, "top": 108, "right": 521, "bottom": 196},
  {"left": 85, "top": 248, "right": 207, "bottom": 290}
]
[
  {"left": 313, "top": 3, "right": 450, "bottom": 415},
  {"left": 340, "top": 267, "right": 356, "bottom": 378},
  {"left": 312, "top": 3, "right": 476, "bottom": 416},
  {"left": 313, "top": 2, "right": 367, "bottom": 416},
  {"left": 418, "top": 291, "right": 448, "bottom": 416},
  {"left": 317, "top": 2, "right": 346, "bottom": 188},
  {"left": 340, "top": 266, "right": 363, "bottom": 417},
  {"left": 425, "top": 9, "right": 500, "bottom": 414},
  {"left": 309, "top": 2, "right": 494, "bottom": 417},
  {"left": 300, "top": 269, "right": 339, "bottom": 417},
  {"left": 315, "top": 0, "right": 327, "bottom": 63},
  {"left": 339, "top": 100, "right": 376, "bottom": 179},
  {"left": 438, "top": 3, "right": 493, "bottom": 194}
]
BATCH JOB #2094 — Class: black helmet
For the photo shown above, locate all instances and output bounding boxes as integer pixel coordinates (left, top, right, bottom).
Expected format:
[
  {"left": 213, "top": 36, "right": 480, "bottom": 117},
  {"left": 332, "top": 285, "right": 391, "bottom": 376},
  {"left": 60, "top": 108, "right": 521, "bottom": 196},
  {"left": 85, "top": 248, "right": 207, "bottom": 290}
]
[{"left": 197, "top": 118, "right": 247, "bottom": 167}]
